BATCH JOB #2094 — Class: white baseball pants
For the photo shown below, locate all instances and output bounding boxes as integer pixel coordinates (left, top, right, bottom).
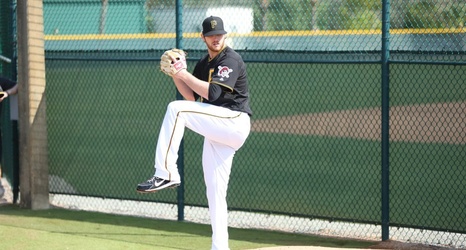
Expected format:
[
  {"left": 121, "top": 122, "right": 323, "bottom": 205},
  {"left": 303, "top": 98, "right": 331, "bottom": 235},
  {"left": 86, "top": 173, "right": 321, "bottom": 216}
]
[{"left": 153, "top": 100, "right": 251, "bottom": 250}]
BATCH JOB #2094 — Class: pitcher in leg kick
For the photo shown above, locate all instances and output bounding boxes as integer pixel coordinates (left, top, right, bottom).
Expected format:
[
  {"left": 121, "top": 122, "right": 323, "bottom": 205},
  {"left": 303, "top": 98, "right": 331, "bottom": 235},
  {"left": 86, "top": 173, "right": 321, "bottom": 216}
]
[{"left": 136, "top": 16, "right": 252, "bottom": 250}]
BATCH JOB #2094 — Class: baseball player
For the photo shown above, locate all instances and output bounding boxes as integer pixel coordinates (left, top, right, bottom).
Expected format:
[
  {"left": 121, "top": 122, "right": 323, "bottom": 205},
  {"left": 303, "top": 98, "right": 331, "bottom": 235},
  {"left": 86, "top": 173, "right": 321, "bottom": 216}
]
[
  {"left": 136, "top": 16, "right": 252, "bottom": 250},
  {"left": 0, "top": 76, "right": 18, "bottom": 173},
  {"left": 0, "top": 76, "right": 18, "bottom": 102}
]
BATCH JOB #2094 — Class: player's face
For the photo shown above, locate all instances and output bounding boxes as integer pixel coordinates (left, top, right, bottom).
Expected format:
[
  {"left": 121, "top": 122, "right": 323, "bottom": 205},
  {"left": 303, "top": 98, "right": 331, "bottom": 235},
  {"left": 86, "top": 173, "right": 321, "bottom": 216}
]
[{"left": 202, "top": 34, "right": 226, "bottom": 53}]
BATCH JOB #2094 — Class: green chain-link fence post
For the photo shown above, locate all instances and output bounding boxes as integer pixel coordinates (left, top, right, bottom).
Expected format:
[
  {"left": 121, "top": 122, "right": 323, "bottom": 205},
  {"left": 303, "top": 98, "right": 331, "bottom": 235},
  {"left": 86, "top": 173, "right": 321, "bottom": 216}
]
[
  {"left": 175, "top": 0, "right": 185, "bottom": 222},
  {"left": 381, "top": 0, "right": 391, "bottom": 241}
]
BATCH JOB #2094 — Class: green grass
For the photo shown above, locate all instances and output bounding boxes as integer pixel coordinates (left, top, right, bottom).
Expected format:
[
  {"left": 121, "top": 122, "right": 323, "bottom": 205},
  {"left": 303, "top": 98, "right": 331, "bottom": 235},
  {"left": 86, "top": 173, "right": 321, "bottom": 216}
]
[
  {"left": 0, "top": 204, "right": 376, "bottom": 250},
  {"left": 43, "top": 60, "right": 466, "bottom": 233}
]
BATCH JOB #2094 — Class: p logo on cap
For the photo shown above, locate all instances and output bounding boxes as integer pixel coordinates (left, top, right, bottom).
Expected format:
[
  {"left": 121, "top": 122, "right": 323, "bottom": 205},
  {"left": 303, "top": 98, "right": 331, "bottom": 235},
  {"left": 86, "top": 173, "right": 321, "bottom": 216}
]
[{"left": 210, "top": 20, "right": 217, "bottom": 29}]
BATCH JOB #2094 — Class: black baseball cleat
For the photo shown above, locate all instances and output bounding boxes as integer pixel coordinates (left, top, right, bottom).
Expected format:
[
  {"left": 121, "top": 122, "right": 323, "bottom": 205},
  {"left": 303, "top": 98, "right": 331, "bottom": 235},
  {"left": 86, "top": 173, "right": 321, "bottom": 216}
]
[{"left": 137, "top": 176, "right": 180, "bottom": 193}]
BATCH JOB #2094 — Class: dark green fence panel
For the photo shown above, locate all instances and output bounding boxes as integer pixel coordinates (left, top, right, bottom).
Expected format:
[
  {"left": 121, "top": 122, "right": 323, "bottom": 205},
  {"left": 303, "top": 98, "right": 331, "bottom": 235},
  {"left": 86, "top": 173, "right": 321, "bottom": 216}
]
[{"left": 390, "top": 63, "right": 466, "bottom": 233}]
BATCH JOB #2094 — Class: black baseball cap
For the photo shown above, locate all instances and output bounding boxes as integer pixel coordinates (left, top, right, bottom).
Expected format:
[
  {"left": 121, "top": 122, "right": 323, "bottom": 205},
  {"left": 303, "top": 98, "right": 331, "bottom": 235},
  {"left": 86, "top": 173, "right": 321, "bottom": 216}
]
[{"left": 202, "top": 16, "right": 227, "bottom": 37}]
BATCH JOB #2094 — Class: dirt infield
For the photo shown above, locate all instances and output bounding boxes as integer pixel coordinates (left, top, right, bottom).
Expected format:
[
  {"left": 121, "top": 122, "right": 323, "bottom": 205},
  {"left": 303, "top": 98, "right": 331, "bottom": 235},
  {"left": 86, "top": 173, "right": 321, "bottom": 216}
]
[
  {"left": 251, "top": 101, "right": 465, "bottom": 144},
  {"left": 252, "top": 247, "right": 367, "bottom": 250},
  {"left": 251, "top": 240, "right": 452, "bottom": 250}
]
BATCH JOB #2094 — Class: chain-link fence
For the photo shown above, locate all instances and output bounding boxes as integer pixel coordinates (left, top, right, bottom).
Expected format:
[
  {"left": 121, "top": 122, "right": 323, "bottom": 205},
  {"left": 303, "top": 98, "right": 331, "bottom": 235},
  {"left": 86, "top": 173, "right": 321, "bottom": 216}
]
[{"left": 4, "top": 0, "right": 466, "bottom": 248}]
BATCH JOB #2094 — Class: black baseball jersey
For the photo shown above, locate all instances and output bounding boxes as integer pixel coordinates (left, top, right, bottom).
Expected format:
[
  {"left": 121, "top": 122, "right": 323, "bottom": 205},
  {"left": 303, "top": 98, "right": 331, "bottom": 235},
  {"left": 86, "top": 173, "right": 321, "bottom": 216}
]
[
  {"left": 0, "top": 77, "right": 16, "bottom": 91},
  {"left": 193, "top": 46, "right": 252, "bottom": 116}
]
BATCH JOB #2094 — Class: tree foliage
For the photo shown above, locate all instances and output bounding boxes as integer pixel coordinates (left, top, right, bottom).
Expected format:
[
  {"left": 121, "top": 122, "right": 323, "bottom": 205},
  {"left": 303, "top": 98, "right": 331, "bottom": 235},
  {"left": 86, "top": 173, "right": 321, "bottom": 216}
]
[
  {"left": 251, "top": 0, "right": 464, "bottom": 31},
  {"left": 144, "top": 0, "right": 465, "bottom": 31}
]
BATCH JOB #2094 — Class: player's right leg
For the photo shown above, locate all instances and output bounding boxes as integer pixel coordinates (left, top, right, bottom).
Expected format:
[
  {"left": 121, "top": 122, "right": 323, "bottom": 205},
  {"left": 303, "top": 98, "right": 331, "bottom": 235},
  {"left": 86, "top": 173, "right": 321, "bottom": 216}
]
[{"left": 202, "top": 139, "right": 235, "bottom": 250}]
